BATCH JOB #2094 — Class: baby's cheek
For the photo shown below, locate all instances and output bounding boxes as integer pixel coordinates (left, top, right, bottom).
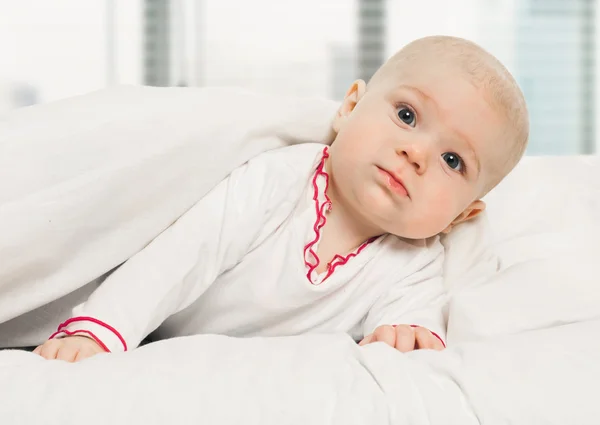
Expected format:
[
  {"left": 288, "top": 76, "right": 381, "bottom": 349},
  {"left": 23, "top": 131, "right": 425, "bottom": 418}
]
[
  {"left": 432, "top": 185, "right": 463, "bottom": 214},
  {"left": 419, "top": 192, "right": 461, "bottom": 233},
  {"left": 420, "top": 210, "right": 452, "bottom": 237}
]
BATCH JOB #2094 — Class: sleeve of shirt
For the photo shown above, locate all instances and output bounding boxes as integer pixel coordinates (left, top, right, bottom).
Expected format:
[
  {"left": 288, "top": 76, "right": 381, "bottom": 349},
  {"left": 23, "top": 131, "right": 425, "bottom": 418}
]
[
  {"left": 362, "top": 243, "right": 448, "bottom": 347},
  {"left": 49, "top": 147, "right": 310, "bottom": 352}
]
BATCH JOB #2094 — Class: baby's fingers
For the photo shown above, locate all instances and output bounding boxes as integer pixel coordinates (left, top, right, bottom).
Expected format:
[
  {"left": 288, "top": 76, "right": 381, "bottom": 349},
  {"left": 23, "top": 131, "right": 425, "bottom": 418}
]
[
  {"left": 394, "top": 325, "right": 416, "bottom": 352},
  {"left": 358, "top": 333, "right": 374, "bottom": 346},
  {"left": 360, "top": 326, "right": 396, "bottom": 347},
  {"left": 414, "top": 327, "right": 444, "bottom": 351},
  {"left": 74, "top": 346, "right": 102, "bottom": 362},
  {"left": 35, "top": 340, "right": 61, "bottom": 360},
  {"left": 372, "top": 325, "right": 396, "bottom": 347},
  {"left": 56, "top": 346, "right": 79, "bottom": 362}
]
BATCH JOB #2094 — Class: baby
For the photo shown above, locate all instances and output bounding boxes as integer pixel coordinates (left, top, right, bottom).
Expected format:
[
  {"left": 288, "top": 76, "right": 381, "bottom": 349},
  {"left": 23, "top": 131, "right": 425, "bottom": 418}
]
[{"left": 35, "top": 35, "right": 528, "bottom": 362}]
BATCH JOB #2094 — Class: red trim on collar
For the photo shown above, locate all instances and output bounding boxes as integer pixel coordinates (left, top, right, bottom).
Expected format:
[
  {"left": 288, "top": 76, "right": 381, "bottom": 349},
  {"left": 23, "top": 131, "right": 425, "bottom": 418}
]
[{"left": 303, "top": 147, "right": 377, "bottom": 285}]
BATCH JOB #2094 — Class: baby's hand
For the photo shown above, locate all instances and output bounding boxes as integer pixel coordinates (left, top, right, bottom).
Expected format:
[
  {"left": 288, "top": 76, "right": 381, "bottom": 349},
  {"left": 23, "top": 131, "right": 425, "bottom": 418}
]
[
  {"left": 33, "top": 336, "right": 106, "bottom": 362},
  {"left": 359, "top": 324, "right": 444, "bottom": 352}
]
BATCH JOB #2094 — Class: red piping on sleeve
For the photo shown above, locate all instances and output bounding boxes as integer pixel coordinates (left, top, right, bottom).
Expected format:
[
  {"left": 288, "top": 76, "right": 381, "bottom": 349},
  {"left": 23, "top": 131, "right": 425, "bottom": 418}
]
[
  {"left": 50, "top": 316, "right": 128, "bottom": 351},
  {"left": 49, "top": 329, "right": 111, "bottom": 353}
]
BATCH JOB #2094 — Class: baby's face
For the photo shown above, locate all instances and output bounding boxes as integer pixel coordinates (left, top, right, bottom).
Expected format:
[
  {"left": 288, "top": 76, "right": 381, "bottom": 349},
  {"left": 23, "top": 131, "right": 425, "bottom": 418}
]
[{"left": 329, "top": 68, "right": 507, "bottom": 239}]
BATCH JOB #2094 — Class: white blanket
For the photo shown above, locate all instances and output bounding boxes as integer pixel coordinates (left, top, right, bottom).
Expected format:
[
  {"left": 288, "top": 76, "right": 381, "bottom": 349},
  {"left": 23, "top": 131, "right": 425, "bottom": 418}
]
[
  {"left": 1, "top": 86, "right": 599, "bottom": 424},
  {"left": 1, "top": 320, "right": 598, "bottom": 425},
  {"left": 0, "top": 86, "right": 337, "bottom": 339}
]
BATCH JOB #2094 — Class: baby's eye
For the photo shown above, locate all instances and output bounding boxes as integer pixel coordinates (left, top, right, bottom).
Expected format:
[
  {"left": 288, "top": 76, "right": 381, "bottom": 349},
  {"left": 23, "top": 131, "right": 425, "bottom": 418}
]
[
  {"left": 442, "top": 152, "right": 464, "bottom": 172},
  {"left": 397, "top": 106, "right": 416, "bottom": 127}
]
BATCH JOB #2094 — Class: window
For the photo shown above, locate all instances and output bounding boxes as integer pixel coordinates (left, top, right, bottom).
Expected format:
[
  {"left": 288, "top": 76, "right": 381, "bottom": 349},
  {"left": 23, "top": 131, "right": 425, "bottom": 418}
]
[{"left": 1, "top": 0, "right": 596, "bottom": 154}]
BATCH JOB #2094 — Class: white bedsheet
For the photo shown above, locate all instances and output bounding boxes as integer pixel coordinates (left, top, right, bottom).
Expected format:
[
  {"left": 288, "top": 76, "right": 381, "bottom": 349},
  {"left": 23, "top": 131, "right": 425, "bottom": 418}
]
[
  {"left": 1, "top": 321, "right": 598, "bottom": 425},
  {"left": 1, "top": 87, "right": 599, "bottom": 424}
]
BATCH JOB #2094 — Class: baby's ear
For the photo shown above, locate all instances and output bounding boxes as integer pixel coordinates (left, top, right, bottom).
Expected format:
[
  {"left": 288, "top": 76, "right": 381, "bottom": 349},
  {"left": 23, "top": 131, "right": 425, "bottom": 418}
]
[
  {"left": 441, "top": 200, "right": 486, "bottom": 234},
  {"left": 332, "top": 80, "right": 366, "bottom": 134}
]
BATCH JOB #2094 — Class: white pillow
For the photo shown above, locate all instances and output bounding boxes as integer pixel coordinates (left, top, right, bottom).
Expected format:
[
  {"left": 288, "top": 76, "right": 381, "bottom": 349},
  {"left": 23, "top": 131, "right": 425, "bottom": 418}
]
[
  {"left": 484, "top": 156, "right": 600, "bottom": 254},
  {"left": 447, "top": 227, "right": 600, "bottom": 343},
  {"left": 440, "top": 214, "right": 498, "bottom": 293},
  {"left": 444, "top": 155, "right": 600, "bottom": 343}
]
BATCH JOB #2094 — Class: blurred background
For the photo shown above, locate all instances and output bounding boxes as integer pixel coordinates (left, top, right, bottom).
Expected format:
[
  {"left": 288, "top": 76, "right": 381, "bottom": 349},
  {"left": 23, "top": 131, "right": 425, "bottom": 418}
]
[{"left": 0, "top": 0, "right": 597, "bottom": 155}]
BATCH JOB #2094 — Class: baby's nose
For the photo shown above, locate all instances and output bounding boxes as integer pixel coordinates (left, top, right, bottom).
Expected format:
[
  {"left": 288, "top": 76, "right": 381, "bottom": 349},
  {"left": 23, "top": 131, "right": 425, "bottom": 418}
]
[{"left": 396, "top": 144, "right": 428, "bottom": 173}]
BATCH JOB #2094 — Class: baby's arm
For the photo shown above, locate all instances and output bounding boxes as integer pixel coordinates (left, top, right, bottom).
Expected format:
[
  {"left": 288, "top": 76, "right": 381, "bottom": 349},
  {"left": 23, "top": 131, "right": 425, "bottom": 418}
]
[
  {"left": 361, "top": 243, "right": 447, "bottom": 352},
  {"left": 36, "top": 149, "right": 296, "bottom": 361}
]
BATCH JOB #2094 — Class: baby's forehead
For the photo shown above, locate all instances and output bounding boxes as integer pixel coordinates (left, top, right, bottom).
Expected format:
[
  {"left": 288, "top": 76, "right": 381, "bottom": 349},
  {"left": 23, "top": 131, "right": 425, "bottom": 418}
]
[
  {"left": 384, "top": 70, "right": 504, "bottom": 130},
  {"left": 376, "top": 61, "right": 483, "bottom": 101}
]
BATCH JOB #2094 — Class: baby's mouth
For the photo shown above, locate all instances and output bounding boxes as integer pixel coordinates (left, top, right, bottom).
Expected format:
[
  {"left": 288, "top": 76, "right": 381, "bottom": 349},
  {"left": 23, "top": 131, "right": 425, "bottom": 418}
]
[{"left": 376, "top": 166, "right": 409, "bottom": 198}]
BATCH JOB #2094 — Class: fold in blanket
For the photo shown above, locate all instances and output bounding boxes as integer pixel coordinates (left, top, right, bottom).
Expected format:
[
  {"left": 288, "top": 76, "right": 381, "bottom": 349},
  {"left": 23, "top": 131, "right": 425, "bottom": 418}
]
[{"left": 0, "top": 86, "right": 337, "bottom": 346}]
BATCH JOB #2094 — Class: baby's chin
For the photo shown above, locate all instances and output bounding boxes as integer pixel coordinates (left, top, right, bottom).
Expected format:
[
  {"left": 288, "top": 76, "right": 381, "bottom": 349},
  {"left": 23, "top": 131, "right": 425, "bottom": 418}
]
[
  {"left": 360, "top": 193, "right": 451, "bottom": 239},
  {"left": 389, "top": 230, "right": 441, "bottom": 241},
  {"left": 381, "top": 218, "right": 450, "bottom": 240}
]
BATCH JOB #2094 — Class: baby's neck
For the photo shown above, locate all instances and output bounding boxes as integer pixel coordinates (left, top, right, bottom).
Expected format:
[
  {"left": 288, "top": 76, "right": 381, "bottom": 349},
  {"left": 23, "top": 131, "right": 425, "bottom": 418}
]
[{"left": 314, "top": 172, "right": 382, "bottom": 274}]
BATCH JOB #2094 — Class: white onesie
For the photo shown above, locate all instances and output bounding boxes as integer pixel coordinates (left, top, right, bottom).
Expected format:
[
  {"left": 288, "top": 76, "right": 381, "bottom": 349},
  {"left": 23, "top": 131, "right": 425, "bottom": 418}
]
[{"left": 50, "top": 144, "right": 447, "bottom": 352}]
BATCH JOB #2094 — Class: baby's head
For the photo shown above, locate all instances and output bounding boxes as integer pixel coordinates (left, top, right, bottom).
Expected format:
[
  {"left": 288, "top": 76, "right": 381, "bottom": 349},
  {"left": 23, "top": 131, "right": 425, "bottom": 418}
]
[{"left": 328, "top": 35, "right": 529, "bottom": 239}]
